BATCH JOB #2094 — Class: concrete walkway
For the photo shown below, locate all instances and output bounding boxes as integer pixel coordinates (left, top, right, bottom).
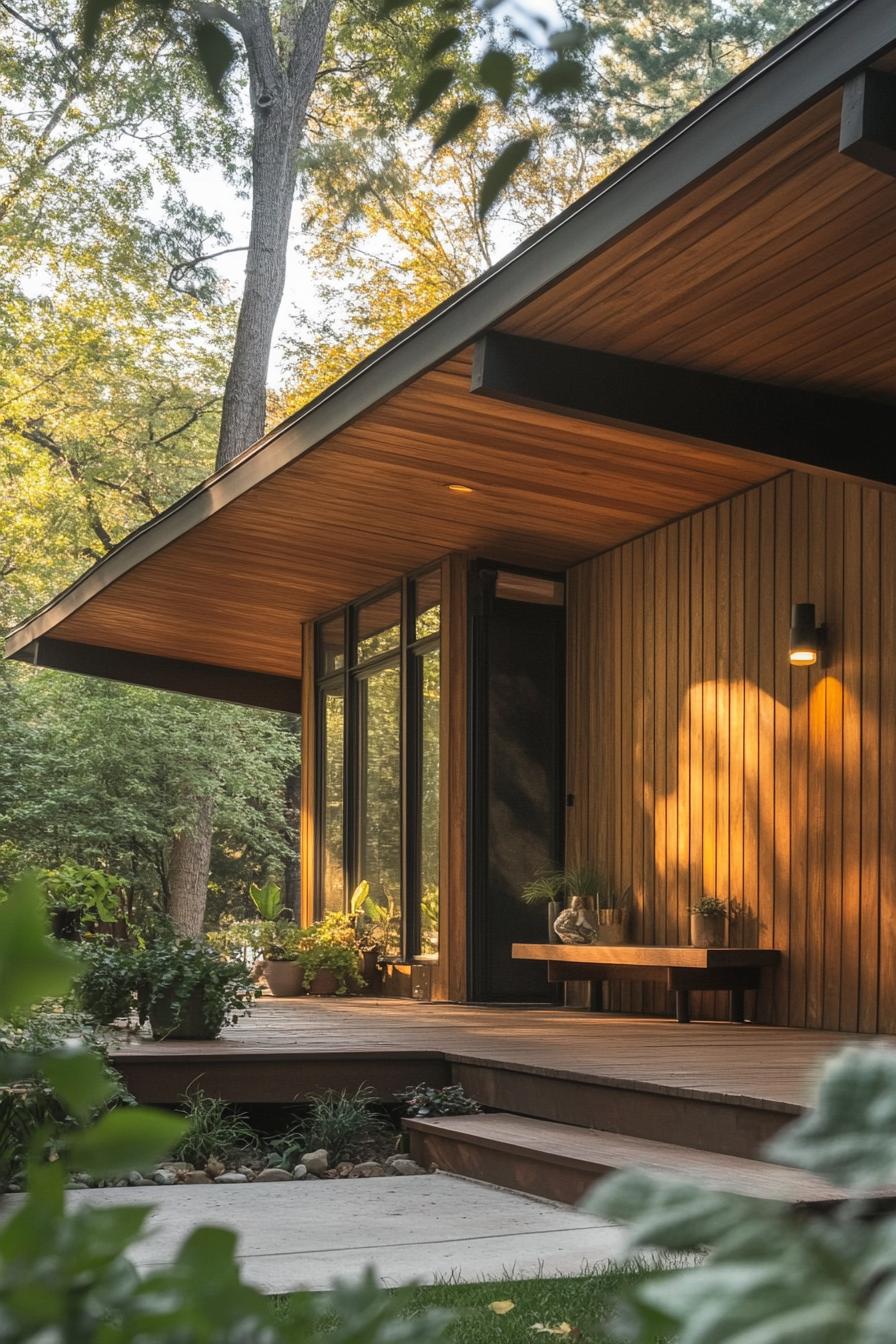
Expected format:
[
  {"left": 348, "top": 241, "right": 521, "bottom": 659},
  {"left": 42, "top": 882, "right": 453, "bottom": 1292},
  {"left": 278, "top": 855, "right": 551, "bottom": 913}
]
[{"left": 5, "top": 1174, "right": 628, "bottom": 1293}]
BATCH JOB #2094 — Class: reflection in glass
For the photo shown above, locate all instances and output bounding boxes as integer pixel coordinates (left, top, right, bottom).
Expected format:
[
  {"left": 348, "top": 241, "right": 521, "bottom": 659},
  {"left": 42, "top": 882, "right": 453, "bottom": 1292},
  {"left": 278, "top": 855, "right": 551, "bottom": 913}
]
[
  {"left": 358, "top": 662, "right": 402, "bottom": 957},
  {"left": 414, "top": 569, "right": 441, "bottom": 640},
  {"left": 417, "top": 646, "right": 440, "bottom": 957},
  {"left": 356, "top": 590, "right": 401, "bottom": 662},
  {"left": 321, "top": 685, "right": 345, "bottom": 912},
  {"left": 319, "top": 615, "right": 345, "bottom": 675}
]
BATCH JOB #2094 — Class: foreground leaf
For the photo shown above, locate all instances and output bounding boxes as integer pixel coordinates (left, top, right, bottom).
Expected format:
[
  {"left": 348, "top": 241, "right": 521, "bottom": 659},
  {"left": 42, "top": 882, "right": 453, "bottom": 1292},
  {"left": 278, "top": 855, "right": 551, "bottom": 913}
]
[
  {"left": 66, "top": 1106, "right": 186, "bottom": 1177},
  {"left": 478, "top": 137, "right": 532, "bottom": 218},
  {"left": 40, "top": 1042, "right": 119, "bottom": 1120},
  {"left": 0, "top": 873, "right": 77, "bottom": 1017}
]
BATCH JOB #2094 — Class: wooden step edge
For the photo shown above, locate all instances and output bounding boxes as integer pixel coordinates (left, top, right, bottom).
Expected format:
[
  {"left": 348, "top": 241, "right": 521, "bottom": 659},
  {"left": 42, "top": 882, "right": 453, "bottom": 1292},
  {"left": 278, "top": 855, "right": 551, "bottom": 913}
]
[{"left": 403, "top": 1114, "right": 883, "bottom": 1208}]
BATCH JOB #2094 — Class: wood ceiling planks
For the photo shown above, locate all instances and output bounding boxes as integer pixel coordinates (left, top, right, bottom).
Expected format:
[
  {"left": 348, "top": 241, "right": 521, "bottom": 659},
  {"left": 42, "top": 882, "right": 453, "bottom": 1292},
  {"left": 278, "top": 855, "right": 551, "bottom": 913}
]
[{"left": 42, "top": 62, "right": 896, "bottom": 679}]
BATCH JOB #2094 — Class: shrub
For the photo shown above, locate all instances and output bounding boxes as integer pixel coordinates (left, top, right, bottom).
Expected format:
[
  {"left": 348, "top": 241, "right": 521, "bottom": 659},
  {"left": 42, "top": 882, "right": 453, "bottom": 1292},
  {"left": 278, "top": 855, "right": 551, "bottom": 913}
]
[
  {"left": 397, "top": 1083, "right": 482, "bottom": 1118},
  {"left": 173, "top": 1088, "right": 258, "bottom": 1167},
  {"left": 75, "top": 939, "right": 136, "bottom": 1024},
  {"left": 135, "top": 936, "right": 257, "bottom": 1038},
  {"left": 271, "top": 1085, "right": 391, "bottom": 1167}
]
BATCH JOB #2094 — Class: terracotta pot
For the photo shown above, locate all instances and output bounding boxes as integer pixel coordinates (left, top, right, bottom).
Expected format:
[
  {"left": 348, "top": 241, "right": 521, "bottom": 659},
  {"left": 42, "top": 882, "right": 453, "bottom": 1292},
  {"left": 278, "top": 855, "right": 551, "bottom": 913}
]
[
  {"left": 690, "top": 912, "right": 726, "bottom": 949},
  {"left": 308, "top": 969, "right": 339, "bottom": 996},
  {"left": 547, "top": 900, "right": 563, "bottom": 943},
  {"left": 361, "top": 948, "right": 383, "bottom": 994},
  {"left": 263, "top": 959, "right": 304, "bottom": 997},
  {"left": 50, "top": 907, "right": 82, "bottom": 942},
  {"left": 149, "top": 987, "right": 221, "bottom": 1040}
]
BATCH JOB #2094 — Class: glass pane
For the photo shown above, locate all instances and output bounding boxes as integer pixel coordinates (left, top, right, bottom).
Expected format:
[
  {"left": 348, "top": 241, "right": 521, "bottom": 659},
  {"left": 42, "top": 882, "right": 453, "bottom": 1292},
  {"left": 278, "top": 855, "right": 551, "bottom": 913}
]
[
  {"left": 318, "top": 615, "right": 345, "bottom": 675},
  {"left": 321, "top": 685, "right": 345, "bottom": 913},
  {"left": 414, "top": 569, "right": 441, "bottom": 639},
  {"left": 356, "top": 590, "right": 401, "bottom": 662},
  {"left": 357, "top": 661, "right": 402, "bottom": 958},
  {"left": 417, "top": 646, "right": 440, "bottom": 958}
]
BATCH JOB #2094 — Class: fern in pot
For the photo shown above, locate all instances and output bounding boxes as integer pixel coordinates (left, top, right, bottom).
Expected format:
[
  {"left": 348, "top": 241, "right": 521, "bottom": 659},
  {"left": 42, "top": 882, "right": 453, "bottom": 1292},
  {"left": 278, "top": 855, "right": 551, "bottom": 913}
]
[{"left": 519, "top": 869, "right": 566, "bottom": 942}]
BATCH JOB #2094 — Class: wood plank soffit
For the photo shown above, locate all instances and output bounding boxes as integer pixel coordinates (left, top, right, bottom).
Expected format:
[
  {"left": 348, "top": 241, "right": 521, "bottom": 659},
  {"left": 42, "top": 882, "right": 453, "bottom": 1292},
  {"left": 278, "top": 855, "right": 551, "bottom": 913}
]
[{"left": 472, "top": 331, "right": 896, "bottom": 490}]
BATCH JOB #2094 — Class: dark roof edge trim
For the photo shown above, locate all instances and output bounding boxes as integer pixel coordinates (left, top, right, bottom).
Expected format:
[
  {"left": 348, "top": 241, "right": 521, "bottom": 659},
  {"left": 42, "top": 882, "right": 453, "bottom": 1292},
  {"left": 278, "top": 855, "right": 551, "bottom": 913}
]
[
  {"left": 7, "top": 0, "right": 895, "bottom": 658},
  {"left": 11, "top": 637, "right": 301, "bottom": 712}
]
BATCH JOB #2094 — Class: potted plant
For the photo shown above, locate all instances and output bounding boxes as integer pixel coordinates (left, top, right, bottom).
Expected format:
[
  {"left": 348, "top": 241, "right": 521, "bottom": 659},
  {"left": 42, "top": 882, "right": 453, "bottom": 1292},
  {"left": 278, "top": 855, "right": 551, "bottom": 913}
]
[
  {"left": 689, "top": 896, "right": 728, "bottom": 949},
  {"left": 257, "top": 922, "right": 304, "bottom": 997},
  {"left": 595, "top": 884, "right": 633, "bottom": 945},
  {"left": 298, "top": 939, "right": 364, "bottom": 996},
  {"left": 520, "top": 869, "right": 566, "bottom": 942},
  {"left": 349, "top": 881, "right": 384, "bottom": 990},
  {"left": 40, "top": 863, "right": 127, "bottom": 941},
  {"left": 136, "top": 936, "right": 257, "bottom": 1040}
]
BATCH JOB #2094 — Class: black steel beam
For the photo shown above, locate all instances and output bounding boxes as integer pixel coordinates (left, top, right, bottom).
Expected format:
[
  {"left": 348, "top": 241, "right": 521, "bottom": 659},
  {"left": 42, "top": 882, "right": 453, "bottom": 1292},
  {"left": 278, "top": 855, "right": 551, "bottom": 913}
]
[
  {"left": 471, "top": 331, "right": 896, "bottom": 489},
  {"left": 840, "top": 67, "right": 896, "bottom": 174},
  {"left": 12, "top": 637, "right": 301, "bottom": 712}
]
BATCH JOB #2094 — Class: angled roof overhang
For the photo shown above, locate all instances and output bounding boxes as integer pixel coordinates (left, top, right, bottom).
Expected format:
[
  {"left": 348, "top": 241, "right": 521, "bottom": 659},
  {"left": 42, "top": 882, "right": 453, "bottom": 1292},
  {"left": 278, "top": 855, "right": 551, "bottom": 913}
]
[{"left": 7, "top": 0, "right": 896, "bottom": 704}]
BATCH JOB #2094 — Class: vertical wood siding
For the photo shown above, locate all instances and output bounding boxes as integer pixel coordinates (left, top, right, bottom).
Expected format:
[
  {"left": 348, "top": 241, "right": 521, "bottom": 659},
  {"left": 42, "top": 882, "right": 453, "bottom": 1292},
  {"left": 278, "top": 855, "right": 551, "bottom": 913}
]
[{"left": 566, "top": 471, "right": 896, "bottom": 1030}]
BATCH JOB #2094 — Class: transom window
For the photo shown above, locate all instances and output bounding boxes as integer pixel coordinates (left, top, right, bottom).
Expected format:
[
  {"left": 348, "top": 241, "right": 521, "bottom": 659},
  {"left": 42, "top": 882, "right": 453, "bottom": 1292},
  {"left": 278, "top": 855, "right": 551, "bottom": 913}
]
[{"left": 315, "top": 566, "right": 440, "bottom": 960}]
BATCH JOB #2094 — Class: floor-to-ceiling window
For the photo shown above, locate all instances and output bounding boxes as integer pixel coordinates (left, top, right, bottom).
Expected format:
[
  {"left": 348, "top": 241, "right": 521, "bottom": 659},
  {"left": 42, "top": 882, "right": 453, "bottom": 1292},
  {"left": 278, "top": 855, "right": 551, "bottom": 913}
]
[{"left": 314, "top": 566, "right": 440, "bottom": 961}]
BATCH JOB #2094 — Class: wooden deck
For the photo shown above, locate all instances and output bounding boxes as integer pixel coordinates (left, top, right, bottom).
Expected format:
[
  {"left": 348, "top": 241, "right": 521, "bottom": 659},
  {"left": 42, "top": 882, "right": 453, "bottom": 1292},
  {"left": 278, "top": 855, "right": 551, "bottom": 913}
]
[{"left": 108, "top": 995, "right": 881, "bottom": 1114}]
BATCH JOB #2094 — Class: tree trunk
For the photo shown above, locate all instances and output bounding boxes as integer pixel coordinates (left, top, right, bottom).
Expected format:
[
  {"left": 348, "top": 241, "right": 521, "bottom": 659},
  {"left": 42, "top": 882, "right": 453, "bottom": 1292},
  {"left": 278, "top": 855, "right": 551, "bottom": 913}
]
[
  {"left": 216, "top": 0, "right": 335, "bottom": 467},
  {"left": 167, "top": 794, "right": 215, "bottom": 936}
]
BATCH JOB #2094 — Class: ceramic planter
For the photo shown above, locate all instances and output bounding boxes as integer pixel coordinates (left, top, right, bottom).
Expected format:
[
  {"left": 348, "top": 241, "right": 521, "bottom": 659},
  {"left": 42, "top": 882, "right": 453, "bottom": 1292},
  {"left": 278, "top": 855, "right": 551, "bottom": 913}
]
[
  {"left": 690, "top": 912, "right": 726, "bottom": 949},
  {"left": 148, "top": 987, "right": 221, "bottom": 1040},
  {"left": 361, "top": 948, "right": 383, "bottom": 994},
  {"left": 263, "top": 959, "right": 304, "bottom": 997},
  {"left": 308, "top": 969, "right": 339, "bottom": 996}
]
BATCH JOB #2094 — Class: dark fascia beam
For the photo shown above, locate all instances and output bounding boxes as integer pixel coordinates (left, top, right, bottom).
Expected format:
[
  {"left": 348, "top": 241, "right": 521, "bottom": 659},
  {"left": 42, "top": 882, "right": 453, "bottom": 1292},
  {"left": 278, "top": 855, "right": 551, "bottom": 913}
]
[
  {"left": 12, "top": 637, "right": 301, "bottom": 713},
  {"left": 840, "top": 67, "right": 896, "bottom": 175},
  {"left": 471, "top": 332, "right": 896, "bottom": 490}
]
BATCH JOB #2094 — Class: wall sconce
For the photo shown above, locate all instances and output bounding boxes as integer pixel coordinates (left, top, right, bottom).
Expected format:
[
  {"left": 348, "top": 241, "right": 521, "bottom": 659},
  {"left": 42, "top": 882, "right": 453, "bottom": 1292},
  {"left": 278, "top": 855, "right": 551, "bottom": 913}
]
[{"left": 789, "top": 603, "right": 823, "bottom": 666}]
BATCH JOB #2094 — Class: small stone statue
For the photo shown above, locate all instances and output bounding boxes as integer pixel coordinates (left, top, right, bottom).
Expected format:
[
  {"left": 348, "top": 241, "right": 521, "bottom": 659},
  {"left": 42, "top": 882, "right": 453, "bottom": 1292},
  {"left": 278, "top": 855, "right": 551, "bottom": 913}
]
[{"left": 553, "top": 896, "right": 598, "bottom": 945}]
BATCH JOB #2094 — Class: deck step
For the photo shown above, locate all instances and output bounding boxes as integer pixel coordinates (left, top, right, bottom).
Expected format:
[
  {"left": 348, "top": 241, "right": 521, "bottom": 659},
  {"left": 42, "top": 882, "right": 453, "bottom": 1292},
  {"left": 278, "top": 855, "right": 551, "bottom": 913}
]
[{"left": 405, "top": 1112, "right": 857, "bottom": 1207}]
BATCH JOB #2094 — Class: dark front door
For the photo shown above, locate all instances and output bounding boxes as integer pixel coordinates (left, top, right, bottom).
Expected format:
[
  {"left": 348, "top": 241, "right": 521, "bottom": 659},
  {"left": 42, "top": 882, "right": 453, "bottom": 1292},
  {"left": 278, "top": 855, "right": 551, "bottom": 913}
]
[{"left": 469, "top": 566, "right": 565, "bottom": 1001}]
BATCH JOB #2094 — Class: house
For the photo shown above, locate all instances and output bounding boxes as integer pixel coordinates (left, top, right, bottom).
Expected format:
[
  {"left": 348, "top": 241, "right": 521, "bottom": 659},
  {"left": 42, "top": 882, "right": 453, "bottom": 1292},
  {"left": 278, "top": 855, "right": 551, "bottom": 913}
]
[{"left": 8, "top": 0, "right": 896, "bottom": 1030}]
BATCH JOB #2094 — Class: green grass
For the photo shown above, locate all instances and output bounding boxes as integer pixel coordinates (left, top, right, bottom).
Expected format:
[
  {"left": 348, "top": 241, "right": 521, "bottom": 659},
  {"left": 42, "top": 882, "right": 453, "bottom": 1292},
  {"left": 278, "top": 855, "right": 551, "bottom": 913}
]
[{"left": 282, "top": 1267, "right": 665, "bottom": 1344}]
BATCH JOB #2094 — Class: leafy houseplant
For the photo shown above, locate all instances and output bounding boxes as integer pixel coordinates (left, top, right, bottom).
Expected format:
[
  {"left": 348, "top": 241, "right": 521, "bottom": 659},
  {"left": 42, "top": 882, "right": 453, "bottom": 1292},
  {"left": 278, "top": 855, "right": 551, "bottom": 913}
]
[
  {"left": 135, "top": 937, "right": 256, "bottom": 1040},
  {"left": 689, "top": 895, "right": 728, "bottom": 949},
  {"left": 257, "top": 922, "right": 304, "bottom": 998},
  {"left": 39, "top": 863, "right": 127, "bottom": 941},
  {"left": 249, "top": 880, "right": 284, "bottom": 920},
  {"left": 519, "top": 869, "right": 566, "bottom": 943},
  {"left": 523, "top": 866, "right": 632, "bottom": 945},
  {"left": 297, "top": 939, "right": 363, "bottom": 996},
  {"left": 349, "top": 881, "right": 384, "bottom": 990}
]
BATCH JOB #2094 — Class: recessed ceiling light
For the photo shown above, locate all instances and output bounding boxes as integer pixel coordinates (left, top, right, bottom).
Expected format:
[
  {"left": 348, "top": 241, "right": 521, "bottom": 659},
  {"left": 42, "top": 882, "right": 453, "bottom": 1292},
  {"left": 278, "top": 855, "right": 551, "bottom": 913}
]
[{"left": 446, "top": 483, "right": 474, "bottom": 493}]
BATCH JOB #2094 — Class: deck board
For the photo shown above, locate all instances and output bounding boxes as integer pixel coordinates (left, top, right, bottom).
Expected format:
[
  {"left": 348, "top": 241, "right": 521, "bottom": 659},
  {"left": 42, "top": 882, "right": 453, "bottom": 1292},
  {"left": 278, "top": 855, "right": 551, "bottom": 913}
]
[{"left": 107, "top": 997, "right": 889, "bottom": 1113}]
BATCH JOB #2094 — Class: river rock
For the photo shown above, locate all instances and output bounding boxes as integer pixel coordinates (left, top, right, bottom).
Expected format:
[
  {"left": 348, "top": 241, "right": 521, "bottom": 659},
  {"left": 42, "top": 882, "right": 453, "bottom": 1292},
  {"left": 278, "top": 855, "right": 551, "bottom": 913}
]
[
  {"left": 183, "top": 1170, "right": 212, "bottom": 1184},
  {"left": 214, "top": 1172, "right": 248, "bottom": 1184},
  {"left": 158, "top": 1161, "right": 193, "bottom": 1172},
  {"left": 301, "top": 1149, "right": 329, "bottom": 1176},
  {"left": 349, "top": 1161, "right": 385, "bottom": 1178},
  {"left": 153, "top": 1169, "right": 177, "bottom": 1186},
  {"left": 291, "top": 1164, "right": 307, "bottom": 1180},
  {"left": 255, "top": 1167, "right": 290, "bottom": 1182},
  {"left": 386, "top": 1158, "right": 427, "bottom": 1176},
  {"left": 205, "top": 1158, "right": 226, "bottom": 1178},
  {"left": 335, "top": 1161, "right": 354, "bottom": 1178}
]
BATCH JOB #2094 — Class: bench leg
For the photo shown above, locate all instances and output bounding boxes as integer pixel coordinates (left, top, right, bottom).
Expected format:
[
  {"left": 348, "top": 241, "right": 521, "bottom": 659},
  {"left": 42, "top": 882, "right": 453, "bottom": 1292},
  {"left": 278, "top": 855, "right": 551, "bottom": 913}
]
[
  {"left": 588, "top": 980, "right": 604, "bottom": 1012},
  {"left": 675, "top": 990, "right": 691, "bottom": 1024},
  {"left": 731, "top": 988, "right": 745, "bottom": 1023}
]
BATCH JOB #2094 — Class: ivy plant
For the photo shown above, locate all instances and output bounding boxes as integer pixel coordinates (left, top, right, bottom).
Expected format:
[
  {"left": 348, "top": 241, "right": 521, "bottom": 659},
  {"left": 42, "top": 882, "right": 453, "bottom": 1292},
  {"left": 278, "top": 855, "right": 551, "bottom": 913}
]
[{"left": 135, "top": 935, "right": 257, "bottom": 1037}]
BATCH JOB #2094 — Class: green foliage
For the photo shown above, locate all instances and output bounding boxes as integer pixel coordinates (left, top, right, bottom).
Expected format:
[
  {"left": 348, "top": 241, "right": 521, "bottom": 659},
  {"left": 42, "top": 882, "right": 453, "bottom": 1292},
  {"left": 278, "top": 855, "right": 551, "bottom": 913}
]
[
  {"left": 397, "top": 1082, "right": 481, "bottom": 1118},
  {"left": 0, "top": 1002, "right": 128, "bottom": 1188},
  {"left": 75, "top": 938, "right": 136, "bottom": 1024},
  {"left": 0, "top": 873, "right": 78, "bottom": 1018},
  {"left": 0, "top": 856, "right": 452, "bottom": 1344},
  {"left": 520, "top": 866, "right": 623, "bottom": 909},
  {"left": 272, "top": 1086, "right": 391, "bottom": 1167},
  {"left": 135, "top": 935, "right": 257, "bottom": 1038},
  {"left": 583, "top": 1044, "right": 896, "bottom": 1342},
  {"left": 298, "top": 939, "right": 364, "bottom": 994},
  {"left": 249, "top": 879, "right": 284, "bottom": 920},
  {"left": 172, "top": 1088, "right": 259, "bottom": 1168},
  {"left": 689, "top": 896, "right": 727, "bottom": 918}
]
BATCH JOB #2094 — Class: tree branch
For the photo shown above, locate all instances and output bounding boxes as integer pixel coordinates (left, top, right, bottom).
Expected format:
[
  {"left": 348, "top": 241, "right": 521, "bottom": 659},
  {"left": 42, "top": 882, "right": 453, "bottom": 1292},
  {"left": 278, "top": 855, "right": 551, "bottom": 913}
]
[{"left": 168, "top": 245, "right": 248, "bottom": 292}]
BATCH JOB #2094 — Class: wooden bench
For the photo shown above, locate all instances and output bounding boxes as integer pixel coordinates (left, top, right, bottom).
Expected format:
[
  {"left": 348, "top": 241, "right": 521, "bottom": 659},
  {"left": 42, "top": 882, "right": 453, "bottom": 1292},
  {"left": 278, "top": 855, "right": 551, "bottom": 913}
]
[{"left": 512, "top": 944, "right": 781, "bottom": 1023}]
